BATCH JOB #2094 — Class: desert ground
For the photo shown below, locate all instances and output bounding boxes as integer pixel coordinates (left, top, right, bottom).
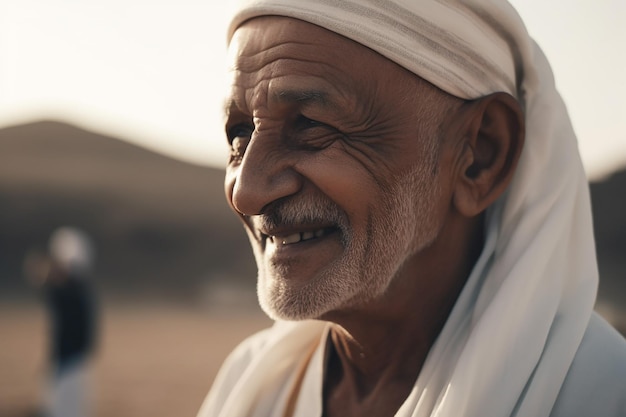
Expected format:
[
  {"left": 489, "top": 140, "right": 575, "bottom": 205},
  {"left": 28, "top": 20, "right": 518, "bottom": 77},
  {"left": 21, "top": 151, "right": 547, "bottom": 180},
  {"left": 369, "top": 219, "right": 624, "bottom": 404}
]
[
  {"left": 0, "top": 300, "right": 272, "bottom": 417},
  {"left": 2, "top": 299, "right": 625, "bottom": 417}
]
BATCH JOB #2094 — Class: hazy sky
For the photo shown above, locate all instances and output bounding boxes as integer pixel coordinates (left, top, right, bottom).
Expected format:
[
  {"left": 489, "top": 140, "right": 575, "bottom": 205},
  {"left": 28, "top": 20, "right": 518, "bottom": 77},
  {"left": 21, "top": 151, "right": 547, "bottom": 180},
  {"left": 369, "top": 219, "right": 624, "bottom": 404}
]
[{"left": 0, "top": 1, "right": 624, "bottom": 179}]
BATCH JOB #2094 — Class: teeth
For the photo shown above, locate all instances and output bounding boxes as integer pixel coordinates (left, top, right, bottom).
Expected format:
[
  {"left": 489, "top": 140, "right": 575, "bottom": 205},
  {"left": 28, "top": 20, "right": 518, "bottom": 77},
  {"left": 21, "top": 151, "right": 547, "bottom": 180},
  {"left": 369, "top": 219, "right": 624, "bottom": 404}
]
[
  {"left": 269, "top": 228, "right": 330, "bottom": 245},
  {"left": 281, "top": 233, "right": 301, "bottom": 245}
]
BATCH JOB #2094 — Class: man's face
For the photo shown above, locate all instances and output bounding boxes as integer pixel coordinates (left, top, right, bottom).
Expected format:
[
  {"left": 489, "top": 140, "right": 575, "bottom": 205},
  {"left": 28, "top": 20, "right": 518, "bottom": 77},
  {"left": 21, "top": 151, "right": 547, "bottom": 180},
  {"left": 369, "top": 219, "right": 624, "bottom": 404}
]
[{"left": 224, "top": 17, "right": 459, "bottom": 320}]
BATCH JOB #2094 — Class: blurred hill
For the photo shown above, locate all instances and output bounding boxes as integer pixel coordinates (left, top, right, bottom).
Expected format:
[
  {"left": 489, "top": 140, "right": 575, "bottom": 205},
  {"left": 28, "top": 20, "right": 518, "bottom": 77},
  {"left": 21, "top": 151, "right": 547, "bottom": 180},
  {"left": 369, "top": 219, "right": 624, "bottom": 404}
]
[
  {"left": 0, "top": 120, "right": 256, "bottom": 303},
  {"left": 0, "top": 120, "right": 624, "bottom": 318}
]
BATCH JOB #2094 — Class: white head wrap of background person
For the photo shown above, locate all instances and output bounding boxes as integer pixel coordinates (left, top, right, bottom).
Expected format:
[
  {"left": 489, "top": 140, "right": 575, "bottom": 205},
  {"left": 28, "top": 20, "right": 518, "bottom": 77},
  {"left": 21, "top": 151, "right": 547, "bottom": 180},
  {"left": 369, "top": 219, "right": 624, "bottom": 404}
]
[
  {"left": 214, "top": 1, "right": 599, "bottom": 416},
  {"left": 49, "top": 226, "right": 95, "bottom": 276}
]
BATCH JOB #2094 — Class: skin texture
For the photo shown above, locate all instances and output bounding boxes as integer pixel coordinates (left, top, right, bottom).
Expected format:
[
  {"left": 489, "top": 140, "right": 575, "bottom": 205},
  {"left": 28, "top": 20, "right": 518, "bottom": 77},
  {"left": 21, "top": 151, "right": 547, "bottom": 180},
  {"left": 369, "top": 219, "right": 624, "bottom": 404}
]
[{"left": 224, "top": 17, "right": 524, "bottom": 417}]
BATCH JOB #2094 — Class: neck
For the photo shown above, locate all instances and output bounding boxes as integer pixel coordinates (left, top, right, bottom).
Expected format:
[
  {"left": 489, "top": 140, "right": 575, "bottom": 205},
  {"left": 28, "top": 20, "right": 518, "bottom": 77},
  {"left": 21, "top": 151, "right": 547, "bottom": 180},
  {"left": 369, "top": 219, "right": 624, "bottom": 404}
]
[{"left": 320, "top": 214, "right": 483, "bottom": 416}]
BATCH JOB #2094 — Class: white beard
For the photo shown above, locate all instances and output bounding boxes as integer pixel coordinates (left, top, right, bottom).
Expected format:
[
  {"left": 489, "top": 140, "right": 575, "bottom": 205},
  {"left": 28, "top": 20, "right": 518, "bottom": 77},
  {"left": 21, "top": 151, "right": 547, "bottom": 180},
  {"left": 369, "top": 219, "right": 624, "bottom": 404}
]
[{"left": 251, "top": 150, "right": 442, "bottom": 321}]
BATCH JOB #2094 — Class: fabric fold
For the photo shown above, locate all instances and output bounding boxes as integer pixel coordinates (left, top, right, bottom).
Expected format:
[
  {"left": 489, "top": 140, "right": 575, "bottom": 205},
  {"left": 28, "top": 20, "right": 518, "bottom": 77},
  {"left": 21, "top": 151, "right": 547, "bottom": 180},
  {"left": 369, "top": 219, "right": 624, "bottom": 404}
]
[{"left": 206, "top": 1, "right": 599, "bottom": 416}]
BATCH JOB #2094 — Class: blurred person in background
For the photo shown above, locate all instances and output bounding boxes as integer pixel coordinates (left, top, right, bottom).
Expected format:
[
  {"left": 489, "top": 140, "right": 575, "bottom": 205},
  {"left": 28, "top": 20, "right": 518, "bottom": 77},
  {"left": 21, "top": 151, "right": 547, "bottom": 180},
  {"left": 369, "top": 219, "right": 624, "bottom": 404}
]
[
  {"left": 198, "top": 1, "right": 626, "bottom": 417},
  {"left": 26, "top": 227, "right": 98, "bottom": 417}
]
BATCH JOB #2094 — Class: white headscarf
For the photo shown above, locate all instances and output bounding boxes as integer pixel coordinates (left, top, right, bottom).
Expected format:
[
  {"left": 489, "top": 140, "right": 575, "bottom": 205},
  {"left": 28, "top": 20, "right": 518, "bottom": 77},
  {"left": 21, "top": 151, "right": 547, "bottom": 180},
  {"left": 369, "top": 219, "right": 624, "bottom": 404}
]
[
  {"left": 49, "top": 226, "right": 95, "bottom": 276},
  {"left": 218, "top": 1, "right": 598, "bottom": 416}
]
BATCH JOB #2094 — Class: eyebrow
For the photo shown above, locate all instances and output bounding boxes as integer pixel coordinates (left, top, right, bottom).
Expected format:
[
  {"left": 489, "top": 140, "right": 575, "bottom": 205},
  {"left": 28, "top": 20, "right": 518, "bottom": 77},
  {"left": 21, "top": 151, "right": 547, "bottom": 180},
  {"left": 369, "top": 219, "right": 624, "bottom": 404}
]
[
  {"left": 222, "top": 88, "right": 336, "bottom": 118},
  {"left": 274, "top": 89, "right": 330, "bottom": 106}
]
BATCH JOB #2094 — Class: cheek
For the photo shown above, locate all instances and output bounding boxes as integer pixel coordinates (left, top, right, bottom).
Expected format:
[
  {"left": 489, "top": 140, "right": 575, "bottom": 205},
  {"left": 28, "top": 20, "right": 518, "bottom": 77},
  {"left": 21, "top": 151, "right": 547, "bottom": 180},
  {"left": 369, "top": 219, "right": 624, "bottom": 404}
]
[{"left": 297, "top": 152, "right": 382, "bottom": 222}]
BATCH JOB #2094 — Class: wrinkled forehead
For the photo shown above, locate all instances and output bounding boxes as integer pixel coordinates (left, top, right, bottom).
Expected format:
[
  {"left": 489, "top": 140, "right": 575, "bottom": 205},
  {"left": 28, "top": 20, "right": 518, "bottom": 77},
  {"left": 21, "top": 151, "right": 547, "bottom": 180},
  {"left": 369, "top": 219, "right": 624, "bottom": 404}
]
[
  {"left": 227, "top": 0, "right": 524, "bottom": 100},
  {"left": 228, "top": 16, "right": 405, "bottom": 79},
  {"left": 226, "top": 16, "right": 436, "bottom": 116},
  {"left": 229, "top": 16, "right": 361, "bottom": 62}
]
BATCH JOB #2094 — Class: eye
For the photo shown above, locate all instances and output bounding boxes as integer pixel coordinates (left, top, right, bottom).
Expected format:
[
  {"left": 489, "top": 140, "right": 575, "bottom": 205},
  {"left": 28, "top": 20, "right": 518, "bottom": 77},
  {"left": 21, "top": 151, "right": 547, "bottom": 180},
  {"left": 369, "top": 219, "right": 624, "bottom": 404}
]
[
  {"left": 297, "top": 115, "right": 323, "bottom": 129},
  {"left": 291, "top": 115, "right": 338, "bottom": 150},
  {"left": 226, "top": 124, "right": 253, "bottom": 163},
  {"left": 227, "top": 124, "right": 253, "bottom": 144}
]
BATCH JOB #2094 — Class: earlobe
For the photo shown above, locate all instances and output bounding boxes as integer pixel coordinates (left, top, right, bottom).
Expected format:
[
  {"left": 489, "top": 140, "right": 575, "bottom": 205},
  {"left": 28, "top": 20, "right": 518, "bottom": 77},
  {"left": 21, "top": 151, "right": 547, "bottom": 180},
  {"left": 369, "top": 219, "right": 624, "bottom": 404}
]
[{"left": 453, "top": 92, "right": 525, "bottom": 217}]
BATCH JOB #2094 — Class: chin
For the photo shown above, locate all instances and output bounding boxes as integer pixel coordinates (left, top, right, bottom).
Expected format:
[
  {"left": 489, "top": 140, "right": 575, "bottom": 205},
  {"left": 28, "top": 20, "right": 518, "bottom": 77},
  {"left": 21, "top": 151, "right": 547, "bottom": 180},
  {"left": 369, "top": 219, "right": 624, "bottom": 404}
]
[
  {"left": 255, "top": 264, "right": 391, "bottom": 321},
  {"left": 256, "top": 272, "right": 343, "bottom": 321}
]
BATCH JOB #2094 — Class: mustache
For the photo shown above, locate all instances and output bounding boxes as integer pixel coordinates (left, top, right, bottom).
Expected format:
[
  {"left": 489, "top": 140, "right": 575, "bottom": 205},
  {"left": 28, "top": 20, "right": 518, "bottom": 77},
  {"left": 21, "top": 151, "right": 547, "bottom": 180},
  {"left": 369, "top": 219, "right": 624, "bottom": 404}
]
[{"left": 253, "top": 195, "right": 348, "bottom": 233}]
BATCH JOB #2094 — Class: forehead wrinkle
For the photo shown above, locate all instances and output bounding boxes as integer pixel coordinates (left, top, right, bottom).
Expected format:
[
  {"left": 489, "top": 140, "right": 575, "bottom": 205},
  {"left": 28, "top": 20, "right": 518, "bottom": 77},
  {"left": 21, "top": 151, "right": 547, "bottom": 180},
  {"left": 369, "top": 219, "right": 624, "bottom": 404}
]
[
  {"left": 234, "top": 55, "right": 354, "bottom": 105},
  {"left": 235, "top": 39, "right": 339, "bottom": 74},
  {"left": 230, "top": 56, "right": 363, "bottom": 123}
]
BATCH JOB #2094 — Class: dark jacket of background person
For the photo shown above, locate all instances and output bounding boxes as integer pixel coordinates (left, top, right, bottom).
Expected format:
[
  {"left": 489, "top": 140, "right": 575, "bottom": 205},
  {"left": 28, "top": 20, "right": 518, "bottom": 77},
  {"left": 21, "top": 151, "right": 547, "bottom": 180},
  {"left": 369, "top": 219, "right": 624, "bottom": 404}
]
[{"left": 45, "top": 265, "right": 97, "bottom": 372}]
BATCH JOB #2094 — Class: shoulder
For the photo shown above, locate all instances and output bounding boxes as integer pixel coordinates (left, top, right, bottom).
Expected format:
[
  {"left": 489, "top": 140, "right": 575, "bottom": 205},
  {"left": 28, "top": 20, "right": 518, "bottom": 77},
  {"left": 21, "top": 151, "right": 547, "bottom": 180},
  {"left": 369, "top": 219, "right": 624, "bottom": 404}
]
[
  {"left": 196, "top": 326, "right": 275, "bottom": 417},
  {"left": 196, "top": 320, "right": 327, "bottom": 417},
  {"left": 219, "top": 326, "right": 277, "bottom": 374},
  {"left": 550, "top": 313, "right": 626, "bottom": 417}
]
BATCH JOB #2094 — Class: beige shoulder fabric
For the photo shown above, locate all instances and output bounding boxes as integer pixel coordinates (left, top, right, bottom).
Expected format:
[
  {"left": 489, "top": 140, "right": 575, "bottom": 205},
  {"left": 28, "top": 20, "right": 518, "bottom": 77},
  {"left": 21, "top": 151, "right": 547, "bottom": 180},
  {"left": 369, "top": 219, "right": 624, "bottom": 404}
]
[{"left": 209, "top": 1, "right": 599, "bottom": 416}]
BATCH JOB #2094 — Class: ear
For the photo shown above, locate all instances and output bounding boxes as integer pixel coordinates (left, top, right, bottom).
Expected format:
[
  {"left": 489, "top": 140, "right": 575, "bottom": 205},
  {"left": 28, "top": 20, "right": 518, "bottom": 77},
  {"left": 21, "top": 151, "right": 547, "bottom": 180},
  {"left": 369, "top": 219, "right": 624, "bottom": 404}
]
[{"left": 453, "top": 92, "right": 525, "bottom": 217}]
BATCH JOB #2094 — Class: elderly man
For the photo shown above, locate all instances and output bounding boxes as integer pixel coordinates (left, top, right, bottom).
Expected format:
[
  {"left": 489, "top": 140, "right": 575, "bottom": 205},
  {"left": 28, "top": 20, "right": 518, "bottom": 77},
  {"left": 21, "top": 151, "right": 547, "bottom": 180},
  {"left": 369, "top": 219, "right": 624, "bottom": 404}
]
[{"left": 199, "top": 1, "right": 626, "bottom": 416}]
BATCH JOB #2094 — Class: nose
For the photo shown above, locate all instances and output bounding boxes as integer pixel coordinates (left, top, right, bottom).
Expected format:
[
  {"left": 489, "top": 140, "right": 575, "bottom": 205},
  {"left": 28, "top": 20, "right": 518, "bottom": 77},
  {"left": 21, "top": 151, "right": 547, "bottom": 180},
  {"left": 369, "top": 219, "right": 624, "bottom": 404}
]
[{"left": 226, "top": 134, "right": 302, "bottom": 216}]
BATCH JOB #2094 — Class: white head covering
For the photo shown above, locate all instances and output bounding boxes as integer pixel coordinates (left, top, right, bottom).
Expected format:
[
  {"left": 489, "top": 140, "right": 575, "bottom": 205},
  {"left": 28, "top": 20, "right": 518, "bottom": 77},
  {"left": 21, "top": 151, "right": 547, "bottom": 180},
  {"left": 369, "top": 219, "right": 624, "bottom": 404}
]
[
  {"left": 49, "top": 226, "right": 95, "bottom": 275},
  {"left": 217, "top": 1, "right": 598, "bottom": 416}
]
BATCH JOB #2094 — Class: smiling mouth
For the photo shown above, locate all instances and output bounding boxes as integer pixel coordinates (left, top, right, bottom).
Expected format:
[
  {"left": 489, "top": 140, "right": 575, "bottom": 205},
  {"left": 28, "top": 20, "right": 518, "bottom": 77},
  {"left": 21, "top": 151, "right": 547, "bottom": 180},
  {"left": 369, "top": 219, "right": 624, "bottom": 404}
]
[{"left": 266, "top": 227, "right": 337, "bottom": 246}]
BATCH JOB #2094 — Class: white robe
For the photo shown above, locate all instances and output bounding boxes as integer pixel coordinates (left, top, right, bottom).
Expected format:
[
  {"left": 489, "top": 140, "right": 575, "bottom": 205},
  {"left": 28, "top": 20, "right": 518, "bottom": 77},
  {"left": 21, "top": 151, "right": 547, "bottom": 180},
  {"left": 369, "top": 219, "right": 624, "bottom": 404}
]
[
  {"left": 199, "top": 1, "right": 626, "bottom": 416},
  {"left": 199, "top": 314, "right": 626, "bottom": 416}
]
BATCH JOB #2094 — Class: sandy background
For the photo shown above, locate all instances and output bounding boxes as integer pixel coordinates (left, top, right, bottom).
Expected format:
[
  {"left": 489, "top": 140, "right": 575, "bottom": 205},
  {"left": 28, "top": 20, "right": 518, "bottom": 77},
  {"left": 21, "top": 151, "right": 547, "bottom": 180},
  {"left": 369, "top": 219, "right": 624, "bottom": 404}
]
[
  {"left": 0, "top": 301, "right": 271, "bottom": 417},
  {"left": 2, "top": 300, "right": 624, "bottom": 417}
]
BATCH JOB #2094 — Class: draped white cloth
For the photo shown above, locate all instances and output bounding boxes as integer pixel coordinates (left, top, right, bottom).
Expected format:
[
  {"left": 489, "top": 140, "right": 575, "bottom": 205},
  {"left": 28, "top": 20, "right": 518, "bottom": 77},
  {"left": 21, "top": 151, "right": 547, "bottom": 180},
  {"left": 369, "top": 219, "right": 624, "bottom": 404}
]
[{"left": 200, "top": 1, "right": 602, "bottom": 416}]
